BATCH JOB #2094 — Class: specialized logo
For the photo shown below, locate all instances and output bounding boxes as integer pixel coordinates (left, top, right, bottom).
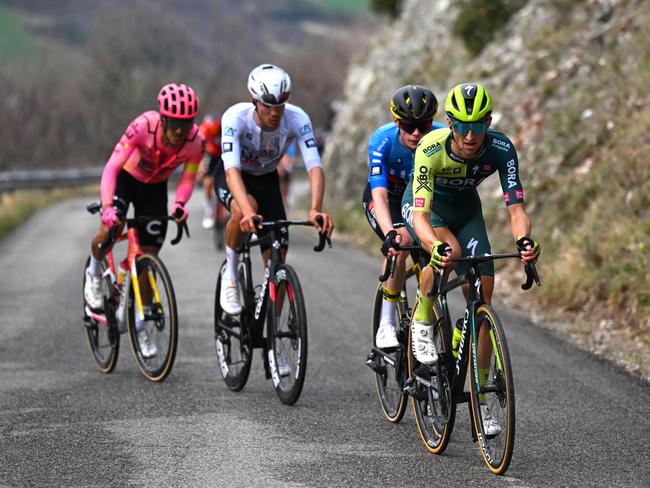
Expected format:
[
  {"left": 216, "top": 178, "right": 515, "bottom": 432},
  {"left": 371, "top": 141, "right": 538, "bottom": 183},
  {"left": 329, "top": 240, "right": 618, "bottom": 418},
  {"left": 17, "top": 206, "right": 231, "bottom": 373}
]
[
  {"left": 422, "top": 141, "right": 442, "bottom": 157},
  {"left": 300, "top": 124, "right": 312, "bottom": 135},
  {"left": 467, "top": 237, "right": 478, "bottom": 256}
]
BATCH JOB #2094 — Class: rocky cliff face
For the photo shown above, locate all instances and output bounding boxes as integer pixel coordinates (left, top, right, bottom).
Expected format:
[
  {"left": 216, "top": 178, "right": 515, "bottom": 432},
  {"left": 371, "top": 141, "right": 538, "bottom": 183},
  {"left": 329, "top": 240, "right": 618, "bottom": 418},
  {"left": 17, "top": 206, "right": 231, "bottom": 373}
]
[{"left": 323, "top": 0, "right": 650, "bottom": 380}]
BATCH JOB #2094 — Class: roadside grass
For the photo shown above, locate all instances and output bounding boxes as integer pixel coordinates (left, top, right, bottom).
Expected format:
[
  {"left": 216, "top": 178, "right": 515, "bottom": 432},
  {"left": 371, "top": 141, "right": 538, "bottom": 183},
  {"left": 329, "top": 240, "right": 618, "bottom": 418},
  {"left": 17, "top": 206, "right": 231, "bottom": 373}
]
[
  {"left": 0, "top": 187, "right": 95, "bottom": 238},
  {"left": 0, "top": 5, "right": 35, "bottom": 59}
]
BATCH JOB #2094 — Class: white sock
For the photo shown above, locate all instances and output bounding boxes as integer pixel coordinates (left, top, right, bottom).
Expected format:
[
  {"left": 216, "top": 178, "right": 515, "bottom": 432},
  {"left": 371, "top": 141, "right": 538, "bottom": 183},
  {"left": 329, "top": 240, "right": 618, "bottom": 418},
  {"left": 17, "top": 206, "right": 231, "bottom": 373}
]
[
  {"left": 88, "top": 256, "right": 102, "bottom": 276},
  {"left": 224, "top": 246, "right": 239, "bottom": 281},
  {"left": 381, "top": 299, "right": 397, "bottom": 324}
]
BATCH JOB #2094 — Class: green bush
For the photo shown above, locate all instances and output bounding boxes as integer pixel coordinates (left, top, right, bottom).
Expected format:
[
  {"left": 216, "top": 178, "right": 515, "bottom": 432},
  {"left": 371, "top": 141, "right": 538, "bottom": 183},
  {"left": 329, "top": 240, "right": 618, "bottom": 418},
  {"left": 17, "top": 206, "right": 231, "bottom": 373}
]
[
  {"left": 370, "top": 0, "right": 401, "bottom": 18},
  {"left": 452, "top": 0, "right": 527, "bottom": 56}
]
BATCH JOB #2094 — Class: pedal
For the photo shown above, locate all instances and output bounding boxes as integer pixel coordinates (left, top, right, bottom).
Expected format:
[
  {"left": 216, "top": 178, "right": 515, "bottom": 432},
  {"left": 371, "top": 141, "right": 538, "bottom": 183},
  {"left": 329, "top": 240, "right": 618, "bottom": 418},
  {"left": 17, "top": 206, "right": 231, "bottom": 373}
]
[
  {"left": 365, "top": 352, "right": 387, "bottom": 375},
  {"left": 402, "top": 378, "right": 417, "bottom": 397}
]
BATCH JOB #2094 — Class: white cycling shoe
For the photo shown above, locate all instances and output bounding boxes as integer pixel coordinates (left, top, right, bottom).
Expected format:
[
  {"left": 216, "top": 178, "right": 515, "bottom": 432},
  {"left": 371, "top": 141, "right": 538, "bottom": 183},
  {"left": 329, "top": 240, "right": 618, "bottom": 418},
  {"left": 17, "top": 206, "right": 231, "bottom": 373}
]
[
  {"left": 84, "top": 269, "right": 104, "bottom": 311},
  {"left": 411, "top": 320, "right": 438, "bottom": 365},
  {"left": 480, "top": 404, "right": 502, "bottom": 436},
  {"left": 136, "top": 327, "right": 157, "bottom": 359},
  {"left": 376, "top": 319, "right": 399, "bottom": 349},
  {"left": 220, "top": 279, "right": 242, "bottom": 315}
]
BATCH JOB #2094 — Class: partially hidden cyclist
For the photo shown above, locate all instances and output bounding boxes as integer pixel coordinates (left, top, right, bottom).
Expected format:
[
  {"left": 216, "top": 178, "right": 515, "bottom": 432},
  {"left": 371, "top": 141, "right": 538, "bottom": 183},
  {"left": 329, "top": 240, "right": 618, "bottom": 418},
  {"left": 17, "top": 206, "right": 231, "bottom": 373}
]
[
  {"left": 363, "top": 85, "right": 445, "bottom": 348},
  {"left": 217, "top": 63, "right": 334, "bottom": 314},
  {"left": 83, "top": 83, "right": 205, "bottom": 357},
  {"left": 402, "top": 82, "right": 540, "bottom": 434},
  {"left": 198, "top": 113, "right": 223, "bottom": 229}
]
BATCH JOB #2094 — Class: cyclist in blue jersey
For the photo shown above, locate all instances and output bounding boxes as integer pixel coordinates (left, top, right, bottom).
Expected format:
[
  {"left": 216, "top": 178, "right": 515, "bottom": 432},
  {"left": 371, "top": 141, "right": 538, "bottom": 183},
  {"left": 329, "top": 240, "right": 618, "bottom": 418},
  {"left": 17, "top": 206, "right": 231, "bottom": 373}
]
[{"left": 363, "top": 85, "right": 445, "bottom": 348}]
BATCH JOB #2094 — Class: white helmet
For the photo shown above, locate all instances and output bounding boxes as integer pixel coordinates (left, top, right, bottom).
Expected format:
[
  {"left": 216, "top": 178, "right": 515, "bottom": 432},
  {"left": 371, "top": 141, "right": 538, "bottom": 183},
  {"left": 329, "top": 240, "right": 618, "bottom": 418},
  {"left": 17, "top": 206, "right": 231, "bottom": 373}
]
[{"left": 247, "top": 64, "right": 291, "bottom": 106}]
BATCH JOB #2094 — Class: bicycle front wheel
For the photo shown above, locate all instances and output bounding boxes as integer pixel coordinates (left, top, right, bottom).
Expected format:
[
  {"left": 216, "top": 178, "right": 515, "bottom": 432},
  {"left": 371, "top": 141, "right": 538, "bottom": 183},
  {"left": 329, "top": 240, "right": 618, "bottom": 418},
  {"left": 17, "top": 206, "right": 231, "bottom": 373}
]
[
  {"left": 83, "top": 256, "right": 119, "bottom": 373},
  {"left": 268, "top": 264, "right": 307, "bottom": 405},
  {"left": 469, "top": 304, "right": 515, "bottom": 475},
  {"left": 409, "top": 302, "right": 455, "bottom": 454},
  {"left": 125, "top": 254, "right": 178, "bottom": 382},
  {"left": 214, "top": 260, "right": 252, "bottom": 391},
  {"left": 371, "top": 284, "right": 408, "bottom": 423}
]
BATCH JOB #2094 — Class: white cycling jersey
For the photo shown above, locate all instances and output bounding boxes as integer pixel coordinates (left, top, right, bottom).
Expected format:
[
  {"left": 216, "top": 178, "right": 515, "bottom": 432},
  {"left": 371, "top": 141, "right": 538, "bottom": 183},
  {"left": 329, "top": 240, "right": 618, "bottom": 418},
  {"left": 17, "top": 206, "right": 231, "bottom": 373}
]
[{"left": 221, "top": 102, "right": 322, "bottom": 176}]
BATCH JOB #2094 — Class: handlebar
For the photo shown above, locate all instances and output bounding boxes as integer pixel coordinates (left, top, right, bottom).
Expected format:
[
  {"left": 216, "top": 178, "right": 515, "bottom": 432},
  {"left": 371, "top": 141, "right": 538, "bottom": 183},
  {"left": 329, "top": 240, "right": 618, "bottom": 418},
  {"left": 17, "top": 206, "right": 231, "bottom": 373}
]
[
  {"left": 378, "top": 244, "right": 421, "bottom": 282},
  {"left": 87, "top": 202, "right": 189, "bottom": 249},
  {"left": 233, "top": 215, "right": 332, "bottom": 254}
]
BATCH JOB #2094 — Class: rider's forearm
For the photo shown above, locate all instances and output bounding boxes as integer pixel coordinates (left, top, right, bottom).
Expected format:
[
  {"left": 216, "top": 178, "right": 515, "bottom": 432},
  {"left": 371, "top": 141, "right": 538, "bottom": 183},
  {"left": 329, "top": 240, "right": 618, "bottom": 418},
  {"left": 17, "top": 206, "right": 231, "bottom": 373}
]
[
  {"left": 100, "top": 159, "right": 123, "bottom": 208},
  {"left": 225, "top": 168, "right": 256, "bottom": 215},
  {"left": 174, "top": 164, "right": 199, "bottom": 204},
  {"left": 370, "top": 187, "right": 394, "bottom": 236},
  {"left": 507, "top": 203, "right": 531, "bottom": 240},
  {"left": 307, "top": 166, "right": 325, "bottom": 213},
  {"left": 413, "top": 211, "right": 440, "bottom": 253}
]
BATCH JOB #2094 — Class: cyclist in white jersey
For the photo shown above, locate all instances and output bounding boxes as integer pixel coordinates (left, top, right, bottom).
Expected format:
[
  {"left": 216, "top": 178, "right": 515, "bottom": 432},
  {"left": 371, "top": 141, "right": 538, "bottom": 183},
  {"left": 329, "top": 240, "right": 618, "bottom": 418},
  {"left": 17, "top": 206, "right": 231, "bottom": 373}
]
[{"left": 217, "top": 64, "right": 334, "bottom": 316}]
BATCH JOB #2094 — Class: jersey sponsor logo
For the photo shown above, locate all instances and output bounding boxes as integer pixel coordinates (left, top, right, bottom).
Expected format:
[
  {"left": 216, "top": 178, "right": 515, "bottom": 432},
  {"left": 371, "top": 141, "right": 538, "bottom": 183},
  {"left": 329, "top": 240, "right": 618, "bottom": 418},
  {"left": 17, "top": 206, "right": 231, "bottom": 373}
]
[
  {"left": 305, "top": 138, "right": 317, "bottom": 148},
  {"left": 401, "top": 202, "right": 413, "bottom": 225},
  {"left": 371, "top": 166, "right": 382, "bottom": 176},
  {"left": 422, "top": 141, "right": 442, "bottom": 157},
  {"left": 246, "top": 132, "right": 252, "bottom": 140},
  {"left": 146, "top": 220, "right": 163, "bottom": 236},
  {"left": 492, "top": 138, "right": 511, "bottom": 151},
  {"left": 223, "top": 142, "right": 233, "bottom": 153},
  {"left": 300, "top": 124, "right": 312, "bottom": 135},
  {"left": 414, "top": 197, "right": 426, "bottom": 208},
  {"left": 467, "top": 237, "right": 478, "bottom": 256},
  {"left": 415, "top": 165, "right": 432, "bottom": 193},
  {"left": 504, "top": 192, "right": 511, "bottom": 203},
  {"left": 472, "top": 165, "right": 480, "bottom": 175},
  {"left": 515, "top": 189, "right": 524, "bottom": 200},
  {"left": 506, "top": 159, "right": 518, "bottom": 188},
  {"left": 436, "top": 177, "right": 477, "bottom": 187},
  {"left": 125, "top": 123, "right": 140, "bottom": 140},
  {"left": 483, "top": 164, "right": 492, "bottom": 171},
  {"left": 438, "top": 165, "right": 465, "bottom": 177},
  {"left": 224, "top": 127, "right": 235, "bottom": 136}
]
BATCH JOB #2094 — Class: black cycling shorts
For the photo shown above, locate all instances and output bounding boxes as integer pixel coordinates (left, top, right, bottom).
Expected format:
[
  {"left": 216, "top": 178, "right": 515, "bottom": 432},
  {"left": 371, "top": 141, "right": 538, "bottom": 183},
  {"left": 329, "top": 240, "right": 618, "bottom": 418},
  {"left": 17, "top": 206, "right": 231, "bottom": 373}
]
[
  {"left": 215, "top": 167, "right": 288, "bottom": 251},
  {"left": 112, "top": 170, "right": 168, "bottom": 248},
  {"left": 362, "top": 182, "right": 405, "bottom": 241}
]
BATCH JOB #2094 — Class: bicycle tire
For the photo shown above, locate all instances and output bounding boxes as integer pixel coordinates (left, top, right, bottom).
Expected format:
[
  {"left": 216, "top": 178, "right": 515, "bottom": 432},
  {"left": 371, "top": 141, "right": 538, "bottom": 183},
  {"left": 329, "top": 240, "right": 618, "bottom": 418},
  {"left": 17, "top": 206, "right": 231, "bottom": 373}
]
[
  {"left": 371, "top": 284, "right": 408, "bottom": 423},
  {"left": 469, "top": 304, "right": 515, "bottom": 475},
  {"left": 212, "top": 216, "right": 225, "bottom": 251},
  {"left": 83, "top": 256, "right": 119, "bottom": 373},
  {"left": 214, "top": 260, "right": 252, "bottom": 391},
  {"left": 268, "top": 264, "right": 307, "bottom": 405},
  {"left": 409, "top": 301, "right": 456, "bottom": 454},
  {"left": 125, "top": 254, "right": 178, "bottom": 382}
]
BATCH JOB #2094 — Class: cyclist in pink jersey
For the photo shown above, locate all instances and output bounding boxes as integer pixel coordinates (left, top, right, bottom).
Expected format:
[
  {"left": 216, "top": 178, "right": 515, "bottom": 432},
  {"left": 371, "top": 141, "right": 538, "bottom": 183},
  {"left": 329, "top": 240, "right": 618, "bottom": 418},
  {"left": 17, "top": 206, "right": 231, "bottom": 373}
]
[{"left": 84, "top": 83, "right": 205, "bottom": 357}]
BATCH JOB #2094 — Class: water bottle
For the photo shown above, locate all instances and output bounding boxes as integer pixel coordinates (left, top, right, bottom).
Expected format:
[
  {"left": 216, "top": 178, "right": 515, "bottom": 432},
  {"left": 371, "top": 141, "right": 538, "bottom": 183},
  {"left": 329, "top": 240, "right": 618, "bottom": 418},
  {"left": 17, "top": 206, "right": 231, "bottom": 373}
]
[{"left": 116, "top": 260, "right": 128, "bottom": 333}]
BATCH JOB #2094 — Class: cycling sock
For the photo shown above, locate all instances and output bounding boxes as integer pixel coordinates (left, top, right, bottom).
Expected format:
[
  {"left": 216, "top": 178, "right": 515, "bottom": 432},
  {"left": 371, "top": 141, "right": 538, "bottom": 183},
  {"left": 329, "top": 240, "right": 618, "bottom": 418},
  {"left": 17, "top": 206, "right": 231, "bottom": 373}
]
[
  {"left": 88, "top": 256, "right": 102, "bottom": 276},
  {"left": 414, "top": 293, "right": 434, "bottom": 323},
  {"left": 381, "top": 287, "right": 399, "bottom": 323},
  {"left": 224, "top": 245, "right": 238, "bottom": 281}
]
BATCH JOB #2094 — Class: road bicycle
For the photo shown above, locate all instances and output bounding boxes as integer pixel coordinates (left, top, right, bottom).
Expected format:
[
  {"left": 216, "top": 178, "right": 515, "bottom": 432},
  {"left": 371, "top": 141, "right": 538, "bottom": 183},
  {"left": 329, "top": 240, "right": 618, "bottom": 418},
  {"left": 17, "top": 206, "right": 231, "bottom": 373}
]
[
  {"left": 212, "top": 202, "right": 228, "bottom": 251},
  {"left": 366, "top": 245, "right": 424, "bottom": 422},
  {"left": 213, "top": 218, "right": 330, "bottom": 405},
  {"left": 407, "top": 252, "right": 540, "bottom": 475},
  {"left": 82, "top": 202, "right": 188, "bottom": 382}
]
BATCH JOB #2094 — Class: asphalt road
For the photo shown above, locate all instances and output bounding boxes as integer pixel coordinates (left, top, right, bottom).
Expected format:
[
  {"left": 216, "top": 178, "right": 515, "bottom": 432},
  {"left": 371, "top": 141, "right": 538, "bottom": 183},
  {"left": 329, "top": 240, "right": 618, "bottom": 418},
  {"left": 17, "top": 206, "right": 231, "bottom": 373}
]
[{"left": 0, "top": 195, "right": 648, "bottom": 487}]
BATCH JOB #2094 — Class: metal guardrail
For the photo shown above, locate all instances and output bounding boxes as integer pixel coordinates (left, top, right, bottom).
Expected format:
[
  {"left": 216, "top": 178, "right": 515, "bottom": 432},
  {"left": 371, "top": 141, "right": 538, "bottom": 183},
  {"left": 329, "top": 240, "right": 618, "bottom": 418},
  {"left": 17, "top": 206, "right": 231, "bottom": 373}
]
[
  {"left": 0, "top": 166, "right": 188, "bottom": 194},
  {"left": 0, "top": 167, "right": 104, "bottom": 194}
]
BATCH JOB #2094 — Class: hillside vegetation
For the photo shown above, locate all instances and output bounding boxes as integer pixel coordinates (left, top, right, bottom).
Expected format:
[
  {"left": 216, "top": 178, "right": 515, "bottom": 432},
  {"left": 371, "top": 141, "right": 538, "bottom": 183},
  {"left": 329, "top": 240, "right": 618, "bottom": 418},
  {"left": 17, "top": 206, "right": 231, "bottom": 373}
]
[{"left": 324, "top": 0, "right": 650, "bottom": 379}]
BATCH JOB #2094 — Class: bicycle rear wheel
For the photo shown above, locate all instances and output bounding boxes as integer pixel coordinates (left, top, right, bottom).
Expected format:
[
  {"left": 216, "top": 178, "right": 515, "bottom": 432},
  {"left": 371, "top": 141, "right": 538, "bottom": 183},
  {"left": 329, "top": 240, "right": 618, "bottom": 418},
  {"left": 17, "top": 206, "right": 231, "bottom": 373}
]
[
  {"left": 125, "top": 254, "right": 178, "bottom": 382},
  {"left": 409, "top": 302, "right": 455, "bottom": 454},
  {"left": 469, "top": 304, "right": 515, "bottom": 475},
  {"left": 268, "top": 264, "right": 307, "bottom": 405},
  {"left": 83, "top": 256, "right": 119, "bottom": 373},
  {"left": 214, "top": 260, "right": 252, "bottom": 391},
  {"left": 371, "top": 284, "right": 408, "bottom": 423}
]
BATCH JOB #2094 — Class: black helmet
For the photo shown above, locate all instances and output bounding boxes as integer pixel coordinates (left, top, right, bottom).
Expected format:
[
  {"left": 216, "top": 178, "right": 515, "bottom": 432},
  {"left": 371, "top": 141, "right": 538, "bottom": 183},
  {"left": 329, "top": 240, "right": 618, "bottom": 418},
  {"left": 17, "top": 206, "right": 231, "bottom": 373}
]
[{"left": 390, "top": 85, "right": 438, "bottom": 121}]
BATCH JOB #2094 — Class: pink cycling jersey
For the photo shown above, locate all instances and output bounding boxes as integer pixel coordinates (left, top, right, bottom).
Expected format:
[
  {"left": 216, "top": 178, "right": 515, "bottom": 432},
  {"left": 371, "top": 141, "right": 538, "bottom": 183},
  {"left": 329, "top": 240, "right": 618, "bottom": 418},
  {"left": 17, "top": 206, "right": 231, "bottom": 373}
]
[{"left": 100, "top": 111, "right": 205, "bottom": 207}]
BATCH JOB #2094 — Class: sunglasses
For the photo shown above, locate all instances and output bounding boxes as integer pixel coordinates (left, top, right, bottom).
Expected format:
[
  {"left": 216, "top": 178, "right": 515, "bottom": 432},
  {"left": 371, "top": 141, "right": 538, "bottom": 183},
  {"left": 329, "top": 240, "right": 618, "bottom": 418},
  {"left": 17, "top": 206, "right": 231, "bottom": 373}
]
[
  {"left": 259, "top": 92, "right": 290, "bottom": 106},
  {"left": 399, "top": 119, "right": 433, "bottom": 134},
  {"left": 162, "top": 116, "right": 195, "bottom": 132},
  {"left": 450, "top": 119, "right": 488, "bottom": 137}
]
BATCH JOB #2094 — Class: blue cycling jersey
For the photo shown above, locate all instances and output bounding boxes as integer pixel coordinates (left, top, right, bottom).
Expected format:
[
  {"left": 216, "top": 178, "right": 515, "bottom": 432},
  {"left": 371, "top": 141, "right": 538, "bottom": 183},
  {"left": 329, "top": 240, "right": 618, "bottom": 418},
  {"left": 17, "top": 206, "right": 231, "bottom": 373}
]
[{"left": 368, "top": 122, "right": 446, "bottom": 198}]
